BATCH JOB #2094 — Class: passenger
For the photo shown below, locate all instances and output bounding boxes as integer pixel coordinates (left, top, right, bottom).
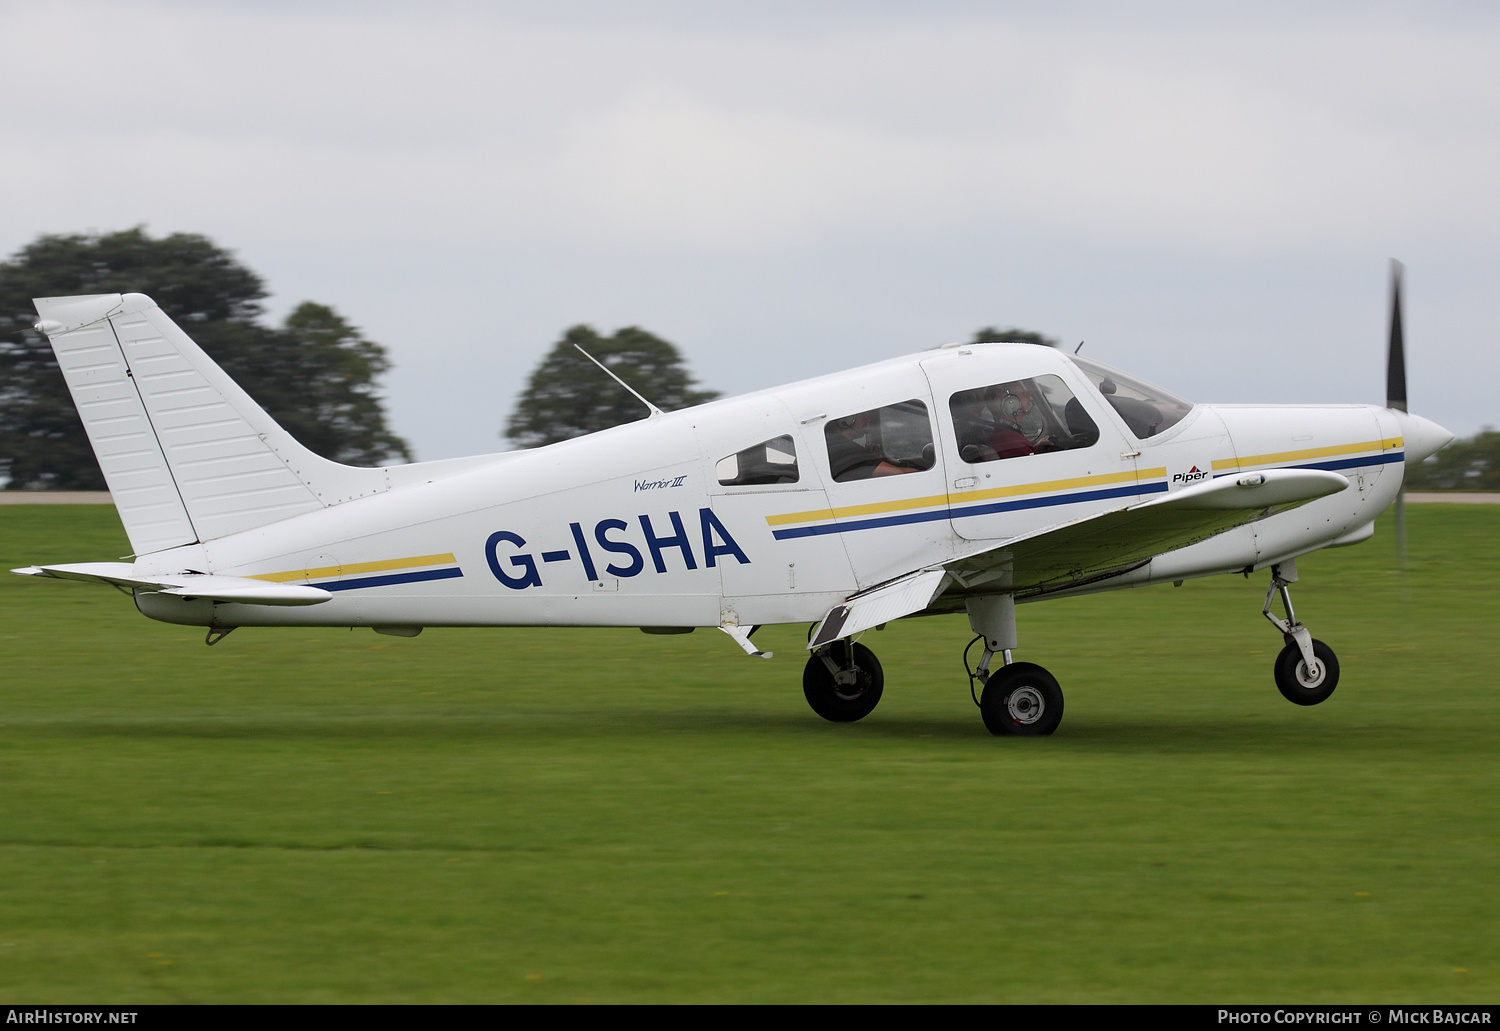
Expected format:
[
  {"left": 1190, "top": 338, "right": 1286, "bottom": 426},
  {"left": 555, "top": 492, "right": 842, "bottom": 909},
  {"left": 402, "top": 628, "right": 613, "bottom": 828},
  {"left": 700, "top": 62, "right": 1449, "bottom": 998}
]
[
  {"left": 826, "top": 412, "right": 920, "bottom": 480},
  {"left": 950, "top": 388, "right": 995, "bottom": 455}
]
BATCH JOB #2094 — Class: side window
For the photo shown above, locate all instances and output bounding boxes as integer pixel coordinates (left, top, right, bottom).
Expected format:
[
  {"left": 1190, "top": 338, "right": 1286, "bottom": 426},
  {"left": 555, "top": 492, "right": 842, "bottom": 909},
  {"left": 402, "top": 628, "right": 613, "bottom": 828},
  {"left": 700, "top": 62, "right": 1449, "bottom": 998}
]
[
  {"left": 824, "top": 399, "right": 936, "bottom": 482},
  {"left": 716, "top": 434, "right": 799, "bottom": 486},
  {"left": 949, "top": 374, "right": 1100, "bottom": 465}
]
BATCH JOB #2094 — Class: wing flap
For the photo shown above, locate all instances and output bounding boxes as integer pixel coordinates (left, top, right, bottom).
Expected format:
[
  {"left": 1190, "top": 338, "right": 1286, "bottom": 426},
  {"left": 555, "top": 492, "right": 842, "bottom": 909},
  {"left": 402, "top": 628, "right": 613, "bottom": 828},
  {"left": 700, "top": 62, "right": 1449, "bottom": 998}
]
[{"left": 809, "top": 568, "right": 947, "bottom": 649}]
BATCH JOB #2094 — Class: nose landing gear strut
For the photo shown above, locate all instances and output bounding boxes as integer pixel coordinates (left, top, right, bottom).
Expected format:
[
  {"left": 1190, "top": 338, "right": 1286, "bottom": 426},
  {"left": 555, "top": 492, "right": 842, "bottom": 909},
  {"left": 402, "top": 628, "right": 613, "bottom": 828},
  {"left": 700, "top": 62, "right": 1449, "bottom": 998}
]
[{"left": 1262, "top": 560, "right": 1340, "bottom": 705}]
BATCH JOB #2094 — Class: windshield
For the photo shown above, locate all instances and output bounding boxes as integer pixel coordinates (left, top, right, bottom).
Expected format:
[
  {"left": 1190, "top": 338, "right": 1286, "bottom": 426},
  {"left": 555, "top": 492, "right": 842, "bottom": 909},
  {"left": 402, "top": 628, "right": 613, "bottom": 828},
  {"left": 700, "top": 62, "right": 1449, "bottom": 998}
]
[{"left": 1069, "top": 356, "right": 1193, "bottom": 439}]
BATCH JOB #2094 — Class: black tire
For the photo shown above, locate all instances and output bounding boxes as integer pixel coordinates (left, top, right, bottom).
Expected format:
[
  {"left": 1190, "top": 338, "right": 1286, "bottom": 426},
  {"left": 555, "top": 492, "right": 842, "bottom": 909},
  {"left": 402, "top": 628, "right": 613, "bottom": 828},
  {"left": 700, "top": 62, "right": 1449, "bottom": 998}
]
[
  {"left": 1274, "top": 638, "right": 1339, "bottom": 705},
  {"left": 803, "top": 642, "right": 884, "bottom": 722},
  {"left": 980, "top": 662, "right": 1064, "bottom": 737}
]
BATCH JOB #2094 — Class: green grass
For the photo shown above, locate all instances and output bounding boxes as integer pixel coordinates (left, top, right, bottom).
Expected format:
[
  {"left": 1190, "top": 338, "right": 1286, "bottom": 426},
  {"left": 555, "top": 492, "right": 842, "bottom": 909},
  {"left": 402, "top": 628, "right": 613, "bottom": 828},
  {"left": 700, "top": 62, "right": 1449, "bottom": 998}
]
[{"left": 1, "top": 503, "right": 1497, "bottom": 1003}]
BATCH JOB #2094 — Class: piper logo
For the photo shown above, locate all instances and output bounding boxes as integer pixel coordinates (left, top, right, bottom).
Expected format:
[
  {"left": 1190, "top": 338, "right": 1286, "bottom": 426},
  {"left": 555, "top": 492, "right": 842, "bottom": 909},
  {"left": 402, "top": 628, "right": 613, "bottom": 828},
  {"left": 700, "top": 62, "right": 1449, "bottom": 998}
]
[{"left": 1172, "top": 465, "right": 1209, "bottom": 485}]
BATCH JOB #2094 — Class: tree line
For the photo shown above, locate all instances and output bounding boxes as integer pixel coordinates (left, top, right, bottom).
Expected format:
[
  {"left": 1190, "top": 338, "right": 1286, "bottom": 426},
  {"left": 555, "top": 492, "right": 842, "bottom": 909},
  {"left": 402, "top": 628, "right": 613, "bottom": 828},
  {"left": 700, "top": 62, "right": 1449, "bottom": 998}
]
[
  {"left": 0, "top": 228, "right": 1067, "bottom": 489},
  {"left": 0, "top": 229, "right": 411, "bottom": 489},
  {"left": 1405, "top": 429, "right": 1500, "bottom": 491}
]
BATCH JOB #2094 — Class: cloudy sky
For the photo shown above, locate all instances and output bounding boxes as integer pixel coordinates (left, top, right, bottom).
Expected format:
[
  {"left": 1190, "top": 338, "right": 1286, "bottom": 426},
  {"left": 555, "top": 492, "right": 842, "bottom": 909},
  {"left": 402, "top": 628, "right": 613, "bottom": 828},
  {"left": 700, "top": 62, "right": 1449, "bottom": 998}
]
[{"left": 2, "top": 1, "right": 1496, "bottom": 459}]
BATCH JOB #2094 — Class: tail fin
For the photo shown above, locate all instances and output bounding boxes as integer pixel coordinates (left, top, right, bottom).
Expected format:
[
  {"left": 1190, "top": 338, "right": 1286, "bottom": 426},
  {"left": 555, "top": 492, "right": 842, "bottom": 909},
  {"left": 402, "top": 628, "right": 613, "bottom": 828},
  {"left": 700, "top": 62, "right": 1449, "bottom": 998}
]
[{"left": 33, "top": 293, "right": 388, "bottom": 555}]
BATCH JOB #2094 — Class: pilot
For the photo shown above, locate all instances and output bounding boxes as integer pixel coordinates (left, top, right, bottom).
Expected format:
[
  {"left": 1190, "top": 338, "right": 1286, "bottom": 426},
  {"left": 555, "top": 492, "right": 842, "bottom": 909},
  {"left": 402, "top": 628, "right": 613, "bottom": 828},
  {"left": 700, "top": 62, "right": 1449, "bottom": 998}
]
[
  {"left": 983, "top": 381, "right": 1053, "bottom": 459},
  {"left": 826, "top": 411, "right": 920, "bottom": 480}
]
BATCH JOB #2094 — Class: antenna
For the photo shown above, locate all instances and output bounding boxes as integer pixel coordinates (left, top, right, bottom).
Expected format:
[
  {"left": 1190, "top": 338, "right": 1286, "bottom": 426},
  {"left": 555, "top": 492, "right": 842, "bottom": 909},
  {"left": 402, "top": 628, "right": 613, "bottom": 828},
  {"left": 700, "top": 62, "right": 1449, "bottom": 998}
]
[
  {"left": 573, "top": 343, "right": 664, "bottom": 418},
  {"left": 1074, "top": 340, "right": 1085, "bottom": 354}
]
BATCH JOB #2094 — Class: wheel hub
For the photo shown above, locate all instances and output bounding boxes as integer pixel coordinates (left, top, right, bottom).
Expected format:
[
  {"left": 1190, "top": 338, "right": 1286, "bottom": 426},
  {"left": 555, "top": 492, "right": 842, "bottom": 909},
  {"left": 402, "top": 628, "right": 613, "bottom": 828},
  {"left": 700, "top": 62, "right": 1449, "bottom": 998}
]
[
  {"left": 833, "top": 684, "right": 865, "bottom": 702},
  {"left": 1295, "top": 659, "right": 1325, "bottom": 689},
  {"left": 1007, "top": 685, "right": 1045, "bottom": 725}
]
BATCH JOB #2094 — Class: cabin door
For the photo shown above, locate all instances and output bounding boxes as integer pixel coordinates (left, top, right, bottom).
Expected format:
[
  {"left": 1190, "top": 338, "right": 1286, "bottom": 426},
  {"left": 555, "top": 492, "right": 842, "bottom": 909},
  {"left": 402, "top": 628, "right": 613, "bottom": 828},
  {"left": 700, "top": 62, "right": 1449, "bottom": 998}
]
[{"left": 919, "top": 348, "right": 1146, "bottom": 542}]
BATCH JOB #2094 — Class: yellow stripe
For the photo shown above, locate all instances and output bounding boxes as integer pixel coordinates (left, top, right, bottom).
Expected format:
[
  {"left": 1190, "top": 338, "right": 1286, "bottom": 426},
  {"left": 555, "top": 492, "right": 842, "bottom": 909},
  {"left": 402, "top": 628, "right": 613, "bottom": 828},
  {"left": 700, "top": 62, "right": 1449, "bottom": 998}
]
[
  {"left": 1211, "top": 437, "right": 1403, "bottom": 472},
  {"left": 249, "top": 553, "right": 457, "bottom": 583},
  {"left": 960, "top": 467, "right": 1166, "bottom": 506},
  {"left": 766, "top": 467, "right": 1168, "bottom": 528},
  {"left": 765, "top": 492, "right": 948, "bottom": 526}
]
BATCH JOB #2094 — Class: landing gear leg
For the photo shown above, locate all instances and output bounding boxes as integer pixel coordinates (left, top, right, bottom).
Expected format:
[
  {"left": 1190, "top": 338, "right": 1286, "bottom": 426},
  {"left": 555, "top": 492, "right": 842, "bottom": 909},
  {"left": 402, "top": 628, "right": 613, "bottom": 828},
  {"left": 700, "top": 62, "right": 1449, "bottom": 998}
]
[
  {"left": 964, "top": 594, "right": 1066, "bottom": 736},
  {"left": 1262, "top": 560, "right": 1340, "bottom": 705}
]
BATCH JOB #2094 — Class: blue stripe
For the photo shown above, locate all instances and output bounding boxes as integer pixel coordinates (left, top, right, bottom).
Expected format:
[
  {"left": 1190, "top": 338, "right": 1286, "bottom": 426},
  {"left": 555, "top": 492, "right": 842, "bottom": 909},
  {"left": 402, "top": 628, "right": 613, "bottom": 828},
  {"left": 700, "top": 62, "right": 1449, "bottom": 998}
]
[
  {"left": 948, "top": 482, "right": 1165, "bottom": 522},
  {"left": 315, "top": 567, "right": 464, "bottom": 592},
  {"left": 771, "top": 481, "right": 1167, "bottom": 541},
  {"left": 1295, "top": 452, "right": 1405, "bottom": 473},
  {"left": 774, "top": 506, "right": 952, "bottom": 539},
  {"left": 1213, "top": 452, "right": 1405, "bottom": 479}
]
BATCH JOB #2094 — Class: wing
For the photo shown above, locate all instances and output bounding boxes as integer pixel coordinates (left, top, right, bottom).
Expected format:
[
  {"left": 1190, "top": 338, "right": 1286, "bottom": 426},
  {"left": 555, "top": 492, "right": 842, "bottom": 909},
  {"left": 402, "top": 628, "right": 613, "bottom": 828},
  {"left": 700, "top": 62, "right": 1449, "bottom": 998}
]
[
  {"left": 808, "top": 468, "right": 1347, "bottom": 648},
  {"left": 943, "top": 468, "right": 1349, "bottom": 596},
  {"left": 11, "top": 562, "right": 332, "bottom": 606}
]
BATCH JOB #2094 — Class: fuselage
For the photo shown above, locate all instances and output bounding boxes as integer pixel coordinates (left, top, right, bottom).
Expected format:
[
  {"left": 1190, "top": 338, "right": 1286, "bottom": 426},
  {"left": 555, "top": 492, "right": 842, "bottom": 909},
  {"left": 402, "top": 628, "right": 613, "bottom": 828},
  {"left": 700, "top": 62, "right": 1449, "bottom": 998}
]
[{"left": 130, "top": 343, "right": 1407, "bottom": 631}]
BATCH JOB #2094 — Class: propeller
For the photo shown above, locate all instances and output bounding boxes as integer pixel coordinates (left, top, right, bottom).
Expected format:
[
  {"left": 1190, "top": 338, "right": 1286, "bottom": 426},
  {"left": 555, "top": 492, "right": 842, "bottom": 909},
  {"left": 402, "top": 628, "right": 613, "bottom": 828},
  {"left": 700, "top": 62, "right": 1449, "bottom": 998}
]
[
  {"left": 1387, "top": 260, "right": 1407, "bottom": 571},
  {"left": 1387, "top": 262, "right": 1407, "bottom": 414},
  {"left": 1380, "top": 263, "right": 1456, "bottom": 574}
]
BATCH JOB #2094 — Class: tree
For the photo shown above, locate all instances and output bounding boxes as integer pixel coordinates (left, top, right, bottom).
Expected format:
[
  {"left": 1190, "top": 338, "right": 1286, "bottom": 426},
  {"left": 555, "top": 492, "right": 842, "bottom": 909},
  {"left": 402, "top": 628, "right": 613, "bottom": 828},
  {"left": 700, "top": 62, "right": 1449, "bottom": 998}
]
[
  {"left": 505, "top": 325, "right": 719, "bottom": 448},
  {"left": 969, "top": 326, "right": 1060, "bottom": 347},
  {"left": 222, "top": 301, "right": 411, "bottom": 468},
  {"left": 0, "top": 228, "right": 411, "bottom": 489},
  {"left": 1404, "top": 428, "right": 1500, "bottom": 491}
]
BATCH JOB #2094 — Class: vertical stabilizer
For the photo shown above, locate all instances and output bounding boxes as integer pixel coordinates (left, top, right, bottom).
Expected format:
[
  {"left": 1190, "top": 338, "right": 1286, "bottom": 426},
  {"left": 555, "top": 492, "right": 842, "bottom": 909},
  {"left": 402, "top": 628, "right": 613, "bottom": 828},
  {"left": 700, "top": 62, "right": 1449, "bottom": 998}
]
[{"left": 34, "top": 293, "right": 388, "bottom": 555}]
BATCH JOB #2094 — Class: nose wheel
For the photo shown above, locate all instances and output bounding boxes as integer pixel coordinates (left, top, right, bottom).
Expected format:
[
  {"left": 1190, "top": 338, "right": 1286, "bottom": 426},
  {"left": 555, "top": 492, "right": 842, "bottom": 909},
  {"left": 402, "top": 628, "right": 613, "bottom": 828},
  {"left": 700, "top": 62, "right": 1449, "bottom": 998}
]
[
  {"left": 1263, "top": 562, "right": 1340, "bottom": 706},
  {"left": 1274, "top": 637, "right": 1340, "bottom": 705}
]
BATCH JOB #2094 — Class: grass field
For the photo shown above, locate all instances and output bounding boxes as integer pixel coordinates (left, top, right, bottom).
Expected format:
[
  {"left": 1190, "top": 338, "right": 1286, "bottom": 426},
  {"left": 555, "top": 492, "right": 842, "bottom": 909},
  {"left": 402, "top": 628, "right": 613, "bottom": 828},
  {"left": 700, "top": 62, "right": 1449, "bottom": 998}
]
[{"left": 1, "top": 504, "right": 1497, "bottom": 1003}]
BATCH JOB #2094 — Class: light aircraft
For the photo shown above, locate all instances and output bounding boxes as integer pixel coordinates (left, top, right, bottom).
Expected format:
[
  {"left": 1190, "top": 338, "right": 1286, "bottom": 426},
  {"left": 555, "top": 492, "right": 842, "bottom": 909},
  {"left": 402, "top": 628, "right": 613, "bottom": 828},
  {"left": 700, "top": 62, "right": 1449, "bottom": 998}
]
[{"left": 14, "top": 272, "right": 1452, "bottom": 736}]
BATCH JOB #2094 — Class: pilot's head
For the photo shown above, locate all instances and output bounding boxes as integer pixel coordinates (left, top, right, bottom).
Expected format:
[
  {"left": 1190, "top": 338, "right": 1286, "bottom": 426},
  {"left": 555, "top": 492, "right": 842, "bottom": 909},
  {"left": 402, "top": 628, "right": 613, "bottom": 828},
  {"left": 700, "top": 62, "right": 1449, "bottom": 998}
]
[
  {"left": 833, "top": 412, "right": 870, "bottom": 439},
  {"left": 987, "top": 381, "right": 1033, "bottom": 421}
]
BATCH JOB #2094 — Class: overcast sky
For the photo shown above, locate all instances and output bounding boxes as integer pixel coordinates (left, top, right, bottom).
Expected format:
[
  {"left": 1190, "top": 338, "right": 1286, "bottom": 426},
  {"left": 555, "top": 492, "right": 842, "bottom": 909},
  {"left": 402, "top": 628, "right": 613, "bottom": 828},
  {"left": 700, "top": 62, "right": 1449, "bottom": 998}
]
[{"left": 3, "top": 1, "right": 1497, "bottom": 459}]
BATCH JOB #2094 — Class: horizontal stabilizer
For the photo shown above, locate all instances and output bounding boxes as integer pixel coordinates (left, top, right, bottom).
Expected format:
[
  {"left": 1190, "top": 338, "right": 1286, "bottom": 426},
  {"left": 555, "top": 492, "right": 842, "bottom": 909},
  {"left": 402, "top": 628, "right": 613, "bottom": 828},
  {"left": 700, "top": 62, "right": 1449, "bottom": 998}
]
[
  {"left": 12, "top": 563, "right": 332, "bottom": 606},
  {"left": 945, "top": 468, "right": 1349, "bottom": 597},
  {"left": 810, "top": 568, "right": 947, "bottom": 649}
]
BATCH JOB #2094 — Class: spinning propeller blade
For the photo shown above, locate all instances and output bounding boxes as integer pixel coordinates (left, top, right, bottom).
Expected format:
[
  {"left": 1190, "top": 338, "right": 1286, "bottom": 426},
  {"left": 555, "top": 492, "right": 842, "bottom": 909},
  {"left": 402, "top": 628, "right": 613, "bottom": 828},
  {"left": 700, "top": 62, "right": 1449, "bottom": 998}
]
[
  {"left": 1387, "top": 261, "right": 1407, "bottom": 414},
  {"left": 1387, "top": 261, "right": 1408, "bottom": 570}
]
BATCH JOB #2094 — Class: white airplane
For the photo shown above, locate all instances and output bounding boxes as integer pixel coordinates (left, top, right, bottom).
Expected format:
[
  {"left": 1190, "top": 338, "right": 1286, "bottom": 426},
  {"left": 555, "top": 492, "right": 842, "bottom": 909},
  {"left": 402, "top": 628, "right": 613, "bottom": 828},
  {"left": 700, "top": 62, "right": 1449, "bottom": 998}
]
[{"left": 14, "top": 275, "right": 1452, "bottom": 736}]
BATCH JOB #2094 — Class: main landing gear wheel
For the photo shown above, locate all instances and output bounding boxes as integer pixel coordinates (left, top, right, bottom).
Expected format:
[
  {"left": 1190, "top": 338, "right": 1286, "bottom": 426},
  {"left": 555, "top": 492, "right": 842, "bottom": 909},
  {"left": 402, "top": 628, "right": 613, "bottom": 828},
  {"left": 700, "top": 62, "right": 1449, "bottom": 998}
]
[
  {"left": 803, "top": 641, "right": 884, "bottom": 722},
  {"left": 1273, "top": 638, "right": 1339, "bottom": 706},
  {"left": 980, "top": 662, "right": 1064, "bottom": 737}
]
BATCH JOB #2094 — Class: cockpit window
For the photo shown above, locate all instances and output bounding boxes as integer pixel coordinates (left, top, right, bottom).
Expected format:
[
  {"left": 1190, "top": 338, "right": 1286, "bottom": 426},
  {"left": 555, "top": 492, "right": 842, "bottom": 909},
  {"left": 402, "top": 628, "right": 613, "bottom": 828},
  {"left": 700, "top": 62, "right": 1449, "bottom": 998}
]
[
  {"left": 1070, "top": 356, "right": 1193, "bottom": 439},
  {"left": 717, "top": 434, "right": 799, "bottom": 486},
  {"left": 825, "top": 399, "right": 936, "bottom": 482},
  {"left": 949, "top": 374, "right": 1099, "bottom": 464}
]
